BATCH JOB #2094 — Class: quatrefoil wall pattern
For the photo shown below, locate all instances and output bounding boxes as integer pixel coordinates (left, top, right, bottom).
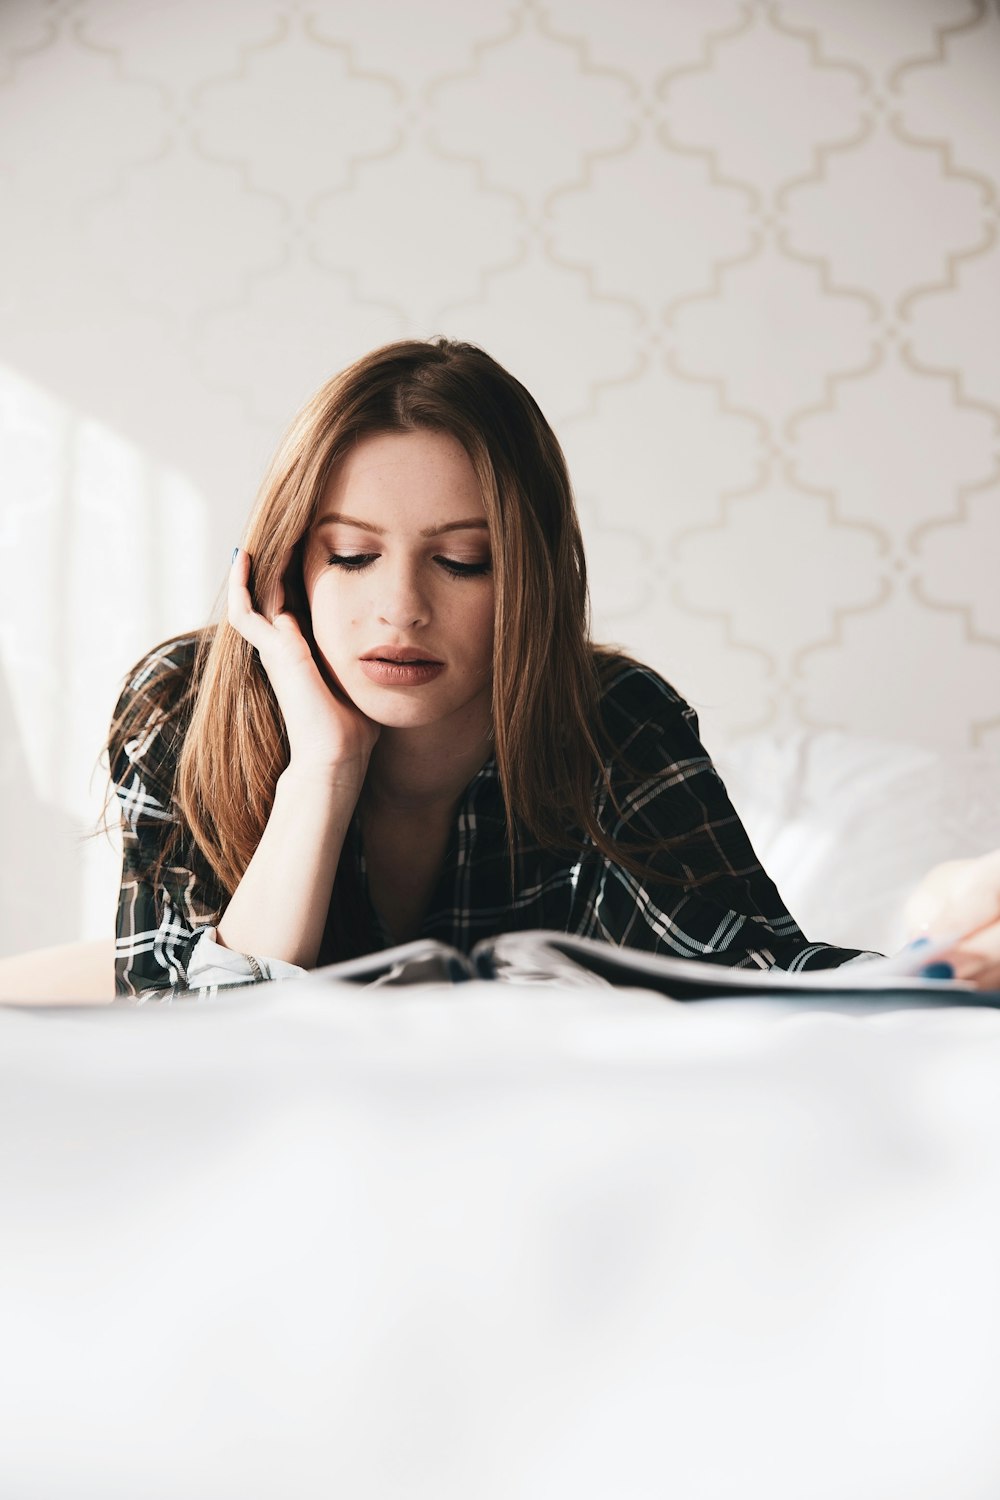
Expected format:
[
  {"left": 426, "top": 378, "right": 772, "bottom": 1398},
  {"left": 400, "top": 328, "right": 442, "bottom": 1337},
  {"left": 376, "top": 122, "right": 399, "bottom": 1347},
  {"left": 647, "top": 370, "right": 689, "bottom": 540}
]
[{"left": 0, "top": 0, "right": 998, "bottom": 948}]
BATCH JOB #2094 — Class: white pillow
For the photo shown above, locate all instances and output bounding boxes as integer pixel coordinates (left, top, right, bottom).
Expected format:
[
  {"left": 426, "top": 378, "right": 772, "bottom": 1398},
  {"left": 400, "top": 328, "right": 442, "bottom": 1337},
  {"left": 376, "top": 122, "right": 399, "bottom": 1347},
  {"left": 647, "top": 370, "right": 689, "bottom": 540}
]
[{"left": 711, "top": 730, "right": 1000, "bottom": 956}]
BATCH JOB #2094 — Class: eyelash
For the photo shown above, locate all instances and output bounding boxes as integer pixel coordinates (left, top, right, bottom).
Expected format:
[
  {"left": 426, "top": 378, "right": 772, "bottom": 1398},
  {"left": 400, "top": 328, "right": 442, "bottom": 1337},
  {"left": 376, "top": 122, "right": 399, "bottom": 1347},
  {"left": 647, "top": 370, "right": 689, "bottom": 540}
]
[{"left": 325, "top": 552, "right": 491, "bottom": 579}]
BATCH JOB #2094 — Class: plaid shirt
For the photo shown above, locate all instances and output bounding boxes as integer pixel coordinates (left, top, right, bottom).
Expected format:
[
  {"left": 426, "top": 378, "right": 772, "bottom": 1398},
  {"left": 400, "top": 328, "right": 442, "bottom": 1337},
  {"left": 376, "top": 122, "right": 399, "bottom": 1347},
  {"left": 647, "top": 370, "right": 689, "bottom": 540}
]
[{"left": 111, "top": 635, "right": 870, "bottom": 998}]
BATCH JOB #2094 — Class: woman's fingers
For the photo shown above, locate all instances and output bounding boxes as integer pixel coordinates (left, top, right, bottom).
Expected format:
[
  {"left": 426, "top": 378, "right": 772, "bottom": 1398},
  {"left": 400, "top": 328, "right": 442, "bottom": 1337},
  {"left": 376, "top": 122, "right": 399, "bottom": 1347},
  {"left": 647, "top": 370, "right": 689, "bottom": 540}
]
[
  {"left": 229, "top": 547, "right": 309, "bottom": 658},
  {"left": 905, "top": 850, "right": 1000, "bottom": 992},
  {"left": 227, "top": 547, "right": 270, "bottom": 650},
  {"left": 945, "top": 918, "right": 1000, "bottom": 986},
  {"left": 904, "top": 851, "right": 1000, "bottom": 943}
]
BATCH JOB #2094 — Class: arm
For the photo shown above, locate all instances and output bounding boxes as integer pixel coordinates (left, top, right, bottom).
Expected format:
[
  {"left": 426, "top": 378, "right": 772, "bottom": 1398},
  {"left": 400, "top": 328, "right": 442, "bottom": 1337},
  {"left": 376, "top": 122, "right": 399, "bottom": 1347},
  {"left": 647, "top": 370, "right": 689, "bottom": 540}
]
[
  {"left": 110, "top": 637, "right": 221, "bottom": 996},
  {"left": 213, "top": 764, "right": 355, "bottom": 969},
  {"left": 111, "top": 550, "right": 378, "bottom": 995},
  {"left": 212, "top": 547, "right": 380, "bottom": 969},
  {"left": 0, "top": 940, "right": 115, "bottom": 1004}
]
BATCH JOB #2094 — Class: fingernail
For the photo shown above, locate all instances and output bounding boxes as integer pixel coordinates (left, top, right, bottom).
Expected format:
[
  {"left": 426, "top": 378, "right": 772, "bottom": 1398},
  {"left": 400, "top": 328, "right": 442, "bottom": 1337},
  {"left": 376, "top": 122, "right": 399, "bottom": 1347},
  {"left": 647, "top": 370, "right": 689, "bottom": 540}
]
[
  {"left": 231, "top": 546, "right": 239, "bottom": 564},
  {"left": 906, "top": 936, "right": 931, "bottom": 950},
  {"left": 920, "top": 961, "right": 954, "bottom": 980}
]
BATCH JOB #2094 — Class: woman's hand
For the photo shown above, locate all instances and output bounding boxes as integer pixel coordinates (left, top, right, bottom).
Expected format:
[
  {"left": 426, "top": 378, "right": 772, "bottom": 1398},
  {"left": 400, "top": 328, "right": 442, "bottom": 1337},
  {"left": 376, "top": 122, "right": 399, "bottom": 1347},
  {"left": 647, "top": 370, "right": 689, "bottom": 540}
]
[
  {"left": 228, "top": 546, "right": 380, "bottom": 783},
  {"left": 903, "top": 850, "right": 1000, "bottom": 991}
]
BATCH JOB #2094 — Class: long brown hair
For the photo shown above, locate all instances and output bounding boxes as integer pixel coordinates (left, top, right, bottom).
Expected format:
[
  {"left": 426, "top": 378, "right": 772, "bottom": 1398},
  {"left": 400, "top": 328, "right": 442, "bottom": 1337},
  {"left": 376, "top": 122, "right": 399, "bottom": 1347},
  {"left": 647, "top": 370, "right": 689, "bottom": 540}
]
[{"left": 108, "top": 337, "right": 681, "bottom": 908}]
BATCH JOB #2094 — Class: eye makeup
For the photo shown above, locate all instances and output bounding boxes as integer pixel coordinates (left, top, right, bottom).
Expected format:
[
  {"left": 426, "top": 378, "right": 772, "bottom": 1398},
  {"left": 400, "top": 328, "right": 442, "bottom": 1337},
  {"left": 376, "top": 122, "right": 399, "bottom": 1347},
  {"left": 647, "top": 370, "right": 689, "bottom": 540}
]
[{"left": 325, "top": 552, "right": 491, "bottom": 578}]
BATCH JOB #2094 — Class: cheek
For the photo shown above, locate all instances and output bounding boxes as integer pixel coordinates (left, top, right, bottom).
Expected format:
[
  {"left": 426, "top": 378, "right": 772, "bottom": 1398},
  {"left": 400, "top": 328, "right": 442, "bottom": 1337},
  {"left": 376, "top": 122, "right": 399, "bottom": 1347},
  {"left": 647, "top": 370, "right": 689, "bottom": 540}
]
[
  {"left": 467, "top": 590, "right": 495, "bottom": 657},
  {"left": 305, "top": 581, "right": 355, "bottom": 646}
]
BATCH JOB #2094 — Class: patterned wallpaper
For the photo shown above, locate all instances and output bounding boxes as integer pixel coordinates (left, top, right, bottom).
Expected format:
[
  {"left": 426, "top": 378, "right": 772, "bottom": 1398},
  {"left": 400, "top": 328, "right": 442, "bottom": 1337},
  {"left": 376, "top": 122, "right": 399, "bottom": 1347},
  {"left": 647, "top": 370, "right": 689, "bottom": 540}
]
[{"left": 1, "top": 0, "right": 998, "bottom": 951}]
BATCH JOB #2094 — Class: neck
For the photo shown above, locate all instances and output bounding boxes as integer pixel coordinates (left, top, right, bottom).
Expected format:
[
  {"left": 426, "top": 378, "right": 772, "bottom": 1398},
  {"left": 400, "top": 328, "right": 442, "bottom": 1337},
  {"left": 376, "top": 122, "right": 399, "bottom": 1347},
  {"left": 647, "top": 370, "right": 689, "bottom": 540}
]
[{"left": 363, "top": 719, "right": 494, "bottom": 817}]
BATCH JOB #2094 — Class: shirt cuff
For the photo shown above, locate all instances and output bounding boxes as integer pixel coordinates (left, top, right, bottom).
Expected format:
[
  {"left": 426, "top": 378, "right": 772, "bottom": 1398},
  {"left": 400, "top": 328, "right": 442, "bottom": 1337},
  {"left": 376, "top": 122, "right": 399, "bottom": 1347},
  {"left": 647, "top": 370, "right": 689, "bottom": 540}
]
[{"left": 185, "top": 928, "right": 309, "bottom": 988}]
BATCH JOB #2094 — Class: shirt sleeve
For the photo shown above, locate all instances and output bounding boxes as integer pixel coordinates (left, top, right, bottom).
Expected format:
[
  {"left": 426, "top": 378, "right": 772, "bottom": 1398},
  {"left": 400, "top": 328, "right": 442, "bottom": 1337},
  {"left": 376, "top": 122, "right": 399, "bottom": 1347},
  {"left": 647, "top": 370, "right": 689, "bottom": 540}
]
[
  {"left": 110, "top": 641, "right": 306, "bottom": 999},
  {"left": 186, "top": 929, "right": 307, "bottom": 987},
  {"left": 581, "top": 664, "right": 879, "bottom": 972},
  {"left": 112, "top": 688, "right": 219, "bottom": 997}
]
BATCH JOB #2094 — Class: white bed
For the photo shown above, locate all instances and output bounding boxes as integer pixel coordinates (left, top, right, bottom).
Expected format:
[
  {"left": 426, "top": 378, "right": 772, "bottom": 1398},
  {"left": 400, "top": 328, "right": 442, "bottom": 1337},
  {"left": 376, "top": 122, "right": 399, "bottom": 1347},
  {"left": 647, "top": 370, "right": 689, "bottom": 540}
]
[{"left": 2, "top": 728, "right": 999, "bottom": 1499}]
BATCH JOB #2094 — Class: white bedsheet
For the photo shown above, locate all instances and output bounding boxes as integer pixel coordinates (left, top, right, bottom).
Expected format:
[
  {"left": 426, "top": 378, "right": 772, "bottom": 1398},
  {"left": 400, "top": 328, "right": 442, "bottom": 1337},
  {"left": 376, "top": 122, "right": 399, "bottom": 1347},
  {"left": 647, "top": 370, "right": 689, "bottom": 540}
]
[{"left": 2, "top": 980, "right": 1000, "bottom": 1499}]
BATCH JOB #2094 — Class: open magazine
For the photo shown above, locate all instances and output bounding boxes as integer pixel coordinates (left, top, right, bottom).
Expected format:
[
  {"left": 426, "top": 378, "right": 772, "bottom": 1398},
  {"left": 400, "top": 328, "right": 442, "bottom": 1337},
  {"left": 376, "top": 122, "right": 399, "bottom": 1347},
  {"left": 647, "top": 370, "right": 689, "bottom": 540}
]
[{"left": 307, "top": 928, "right": 994, "bottom": 1004}]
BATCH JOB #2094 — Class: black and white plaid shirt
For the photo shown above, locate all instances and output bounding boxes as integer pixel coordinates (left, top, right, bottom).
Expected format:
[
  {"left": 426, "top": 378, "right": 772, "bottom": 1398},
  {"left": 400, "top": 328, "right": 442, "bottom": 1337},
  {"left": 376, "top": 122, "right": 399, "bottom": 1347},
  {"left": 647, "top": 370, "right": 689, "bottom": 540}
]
[{"left": 111, "top": 635, "right": 871, "bottom": 999}]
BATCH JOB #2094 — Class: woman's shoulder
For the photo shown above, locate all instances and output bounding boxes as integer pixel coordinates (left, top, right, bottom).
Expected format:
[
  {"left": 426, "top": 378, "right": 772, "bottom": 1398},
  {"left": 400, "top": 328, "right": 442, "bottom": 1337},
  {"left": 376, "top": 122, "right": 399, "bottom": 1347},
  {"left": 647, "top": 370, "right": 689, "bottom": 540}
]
[
  {"left": 592, "top": 647, "right": 701, "bottom": 749},
  {"left": 114, "top": 630, "right": 207, "bottom": 713},
  {"left": 109, "top": 628, "right": 213, "bottom": 793}
]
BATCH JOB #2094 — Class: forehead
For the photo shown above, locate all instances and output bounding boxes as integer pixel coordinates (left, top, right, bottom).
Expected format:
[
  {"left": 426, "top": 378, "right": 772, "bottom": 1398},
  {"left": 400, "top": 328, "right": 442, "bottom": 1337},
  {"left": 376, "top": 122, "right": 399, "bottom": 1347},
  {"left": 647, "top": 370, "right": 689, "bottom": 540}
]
[{"left": 318, "top": 429, "right": 484, "bottom": 517}]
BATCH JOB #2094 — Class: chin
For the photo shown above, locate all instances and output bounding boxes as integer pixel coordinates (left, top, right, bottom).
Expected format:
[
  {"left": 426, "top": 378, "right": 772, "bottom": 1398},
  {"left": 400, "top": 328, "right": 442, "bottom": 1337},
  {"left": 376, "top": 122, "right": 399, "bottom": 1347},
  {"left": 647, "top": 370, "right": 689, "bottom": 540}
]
[
  {"left": 348, "top": 685, "right": 445, "bottom": 728},
  {"left": 369, "top": 705, "right": 441, "bottom": 730}
]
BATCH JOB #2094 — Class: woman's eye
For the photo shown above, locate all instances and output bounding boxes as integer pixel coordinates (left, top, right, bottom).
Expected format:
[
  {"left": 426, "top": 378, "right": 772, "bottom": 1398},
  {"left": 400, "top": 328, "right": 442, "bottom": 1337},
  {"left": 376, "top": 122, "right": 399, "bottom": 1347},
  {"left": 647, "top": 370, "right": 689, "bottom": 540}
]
[
  {"left": 436, "top": 557, "right": 492, "bottom": 578},
  {"left": 324, "top": 552, "right": 491, "bottom": 578},
  {"left": 327, "top": 552, "right": 377, "bottom": 572}
]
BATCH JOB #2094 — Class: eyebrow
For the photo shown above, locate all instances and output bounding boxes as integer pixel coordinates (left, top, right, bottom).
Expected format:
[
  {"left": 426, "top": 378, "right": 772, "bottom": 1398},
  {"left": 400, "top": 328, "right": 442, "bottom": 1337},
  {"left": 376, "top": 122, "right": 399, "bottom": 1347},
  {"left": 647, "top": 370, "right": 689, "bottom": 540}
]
[{"left": 313, "top": 511, "right": 489, "bottom": 538}]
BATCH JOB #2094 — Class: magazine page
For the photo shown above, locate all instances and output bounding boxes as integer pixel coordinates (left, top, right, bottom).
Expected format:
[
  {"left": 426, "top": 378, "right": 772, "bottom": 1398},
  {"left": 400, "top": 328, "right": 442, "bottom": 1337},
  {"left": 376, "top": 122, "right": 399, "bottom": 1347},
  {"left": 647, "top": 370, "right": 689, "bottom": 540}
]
[
  {"left": 477, "top": 930, "right": 985, "bottom": 1003},
  {"left": 313, "top": 939, "right": 475, "bottom": 988},
  {"left": 474, "top": 931, "right": 615, "bottom": 989}
]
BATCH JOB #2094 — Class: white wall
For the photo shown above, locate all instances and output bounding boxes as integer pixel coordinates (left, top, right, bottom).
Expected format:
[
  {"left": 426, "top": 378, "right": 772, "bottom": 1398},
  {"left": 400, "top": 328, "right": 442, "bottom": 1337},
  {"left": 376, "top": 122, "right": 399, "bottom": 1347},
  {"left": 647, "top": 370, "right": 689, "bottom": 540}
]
[{"left": 1, "top": 0, "right": 998, "bottom": 954}]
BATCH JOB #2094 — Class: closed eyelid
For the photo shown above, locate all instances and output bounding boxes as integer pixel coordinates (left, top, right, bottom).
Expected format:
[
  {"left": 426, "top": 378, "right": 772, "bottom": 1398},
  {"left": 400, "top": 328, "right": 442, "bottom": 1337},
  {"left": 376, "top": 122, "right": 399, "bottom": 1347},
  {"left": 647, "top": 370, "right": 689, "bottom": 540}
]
[
  {"left": 323, "top": 540, "right": 490, "bottom": 562},
  {"left": 323, "top": 550, "right": 490, "bottom": 578}
]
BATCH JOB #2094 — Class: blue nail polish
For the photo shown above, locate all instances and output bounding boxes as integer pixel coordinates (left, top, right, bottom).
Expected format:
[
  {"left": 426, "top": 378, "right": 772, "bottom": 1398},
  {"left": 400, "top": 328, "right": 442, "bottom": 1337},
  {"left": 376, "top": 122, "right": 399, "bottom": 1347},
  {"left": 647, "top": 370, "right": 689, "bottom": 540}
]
[
  {"left": 231, "top": 546, "right": 239, "bottom": 563},
  {"left": 907, "top": 936, "right": 931, "bottom": 950},
  {"left": 920, "top": 961, "right": 954, "bottom": 980}
]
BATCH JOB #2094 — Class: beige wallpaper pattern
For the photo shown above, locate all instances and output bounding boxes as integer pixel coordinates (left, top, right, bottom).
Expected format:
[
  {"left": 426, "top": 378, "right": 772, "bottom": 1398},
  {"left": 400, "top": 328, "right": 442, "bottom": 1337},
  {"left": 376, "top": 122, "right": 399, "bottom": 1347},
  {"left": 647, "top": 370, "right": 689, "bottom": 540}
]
[{"left": 0, "top": 0, "right": 998, "bottom": 950}]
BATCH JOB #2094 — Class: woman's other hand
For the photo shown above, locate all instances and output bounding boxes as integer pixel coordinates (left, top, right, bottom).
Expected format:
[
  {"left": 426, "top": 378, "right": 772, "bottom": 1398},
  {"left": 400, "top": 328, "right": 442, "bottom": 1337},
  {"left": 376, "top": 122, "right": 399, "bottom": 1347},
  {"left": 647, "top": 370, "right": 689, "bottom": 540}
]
[
  {"left": 228, "top": 546, "right": 380, "bottom": 784},
  {"left": 904, "top": 850, "right": 1000, "bottom": 991}
]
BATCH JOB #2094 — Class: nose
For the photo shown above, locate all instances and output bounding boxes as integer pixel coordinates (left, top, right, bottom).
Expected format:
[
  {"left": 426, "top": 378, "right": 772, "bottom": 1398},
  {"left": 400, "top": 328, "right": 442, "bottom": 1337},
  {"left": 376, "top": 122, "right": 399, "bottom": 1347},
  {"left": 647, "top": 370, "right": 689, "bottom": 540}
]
[{"left": 375, "top": 556, "right": 429, "bottom": 631}]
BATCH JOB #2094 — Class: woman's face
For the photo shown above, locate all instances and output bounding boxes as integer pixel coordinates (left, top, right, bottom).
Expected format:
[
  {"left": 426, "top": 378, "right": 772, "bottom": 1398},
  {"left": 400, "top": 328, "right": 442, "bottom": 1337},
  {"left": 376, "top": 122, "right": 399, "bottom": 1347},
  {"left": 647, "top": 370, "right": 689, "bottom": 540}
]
[{"left": 301, "top": 428, "right": 495, "bottom": 735}]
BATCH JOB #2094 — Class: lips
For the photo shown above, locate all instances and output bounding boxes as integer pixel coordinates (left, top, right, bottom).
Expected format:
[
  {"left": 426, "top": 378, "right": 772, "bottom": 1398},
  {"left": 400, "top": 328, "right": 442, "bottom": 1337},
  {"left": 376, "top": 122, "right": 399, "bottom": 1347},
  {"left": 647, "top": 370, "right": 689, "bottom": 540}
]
[
  {"left": 359, "top": 655, "right": 446, "bottom": 687},
  {"left": 361, "top": 646, "right": 443, "bottom": 665}
]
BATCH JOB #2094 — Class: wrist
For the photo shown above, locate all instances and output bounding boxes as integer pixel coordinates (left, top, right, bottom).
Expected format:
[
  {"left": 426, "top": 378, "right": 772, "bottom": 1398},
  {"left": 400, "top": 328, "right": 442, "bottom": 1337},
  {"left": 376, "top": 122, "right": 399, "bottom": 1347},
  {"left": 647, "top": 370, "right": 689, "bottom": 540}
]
[{"left": 277, "top": 759, "right": 367, "bottom": 801}]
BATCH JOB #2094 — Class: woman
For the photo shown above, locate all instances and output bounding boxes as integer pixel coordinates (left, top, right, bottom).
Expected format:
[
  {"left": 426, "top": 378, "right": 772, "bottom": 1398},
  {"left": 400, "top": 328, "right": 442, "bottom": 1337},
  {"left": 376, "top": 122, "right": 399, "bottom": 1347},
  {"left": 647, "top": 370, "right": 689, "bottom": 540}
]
[{"left": 108, "top": 337, "right": 1000, "bottom": 998}]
